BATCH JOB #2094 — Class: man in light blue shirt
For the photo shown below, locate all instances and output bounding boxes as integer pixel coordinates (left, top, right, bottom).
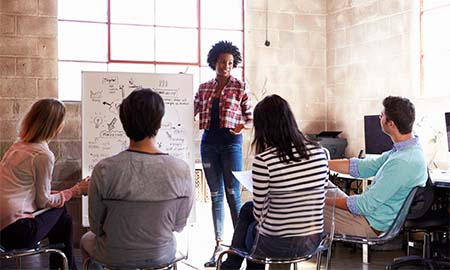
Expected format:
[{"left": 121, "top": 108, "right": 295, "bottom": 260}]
[{"left": 325, "top": 96, "right": 427, "bottom": 236}]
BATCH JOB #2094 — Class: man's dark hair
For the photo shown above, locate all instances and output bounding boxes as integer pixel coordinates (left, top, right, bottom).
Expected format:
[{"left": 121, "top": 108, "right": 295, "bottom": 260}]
[
  {"left": 252, "top": 94, "right": 317, "bottom": 163},
  {"left": 207, "top": 40, "right": 242, "bottom": 70},
  {"left": 119, "top": 88, "right": 165, "bottom": 141},
  {"left": 383, "top": 96, "right": 415, "bottom": 134}
]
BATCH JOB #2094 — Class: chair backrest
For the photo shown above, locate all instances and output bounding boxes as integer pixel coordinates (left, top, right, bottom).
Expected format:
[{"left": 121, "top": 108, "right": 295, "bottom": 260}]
[
  {"left": 406, "top": 174, "right": 434, "bottom": 220},
  {"left": 377, "top": 186, "right": 419, "bottom": 242},
  {"left": 247, "top": 186, "right": 336, "bottom": 262}
]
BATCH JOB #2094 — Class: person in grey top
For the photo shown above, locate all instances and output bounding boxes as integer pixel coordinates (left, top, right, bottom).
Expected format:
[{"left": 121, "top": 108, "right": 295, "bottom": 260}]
[{"left": 80, "top": 88, "right": 194, "bottom": 268}]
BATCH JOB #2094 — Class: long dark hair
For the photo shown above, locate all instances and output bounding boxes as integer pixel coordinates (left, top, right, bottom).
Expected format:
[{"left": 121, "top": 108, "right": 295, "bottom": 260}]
[{"left": 252, "top": 95, "right": 317, "bottom": 163}]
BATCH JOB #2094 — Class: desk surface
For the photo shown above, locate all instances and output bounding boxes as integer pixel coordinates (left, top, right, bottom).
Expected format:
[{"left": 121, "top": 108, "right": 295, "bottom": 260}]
[{"left": 430, "top": 169, "right": 450, "bottom": 188}]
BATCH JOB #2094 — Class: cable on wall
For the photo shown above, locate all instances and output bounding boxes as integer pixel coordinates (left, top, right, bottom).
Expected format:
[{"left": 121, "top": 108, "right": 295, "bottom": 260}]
[{"left": 264, "top": 0, "right": 270, "bottom": 47}]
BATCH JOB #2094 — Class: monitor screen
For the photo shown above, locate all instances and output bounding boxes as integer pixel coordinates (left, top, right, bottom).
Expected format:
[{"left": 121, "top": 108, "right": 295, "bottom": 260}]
[
  {"left": 364, "top": 115, "right": 394, "bottom": 155},
  {"left": 445, "top": 112, "right": 450, "bottom": 152}
]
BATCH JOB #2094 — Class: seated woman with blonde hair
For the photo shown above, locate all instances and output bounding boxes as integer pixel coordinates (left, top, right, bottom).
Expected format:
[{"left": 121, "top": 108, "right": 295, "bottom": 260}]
[{"left": 0, "top": 98, "right": 89, "bottom": 270}]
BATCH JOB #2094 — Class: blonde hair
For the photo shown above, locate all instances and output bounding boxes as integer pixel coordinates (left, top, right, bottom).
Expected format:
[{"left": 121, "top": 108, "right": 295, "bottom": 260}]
[{"left": 19, "top": 99, "right": 66, "bottom": 143}]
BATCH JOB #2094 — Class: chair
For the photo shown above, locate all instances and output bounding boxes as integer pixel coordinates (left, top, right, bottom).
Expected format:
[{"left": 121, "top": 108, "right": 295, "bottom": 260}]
[
  {"left": 83, "top": 250, "right": 187, "bottom": 270},
  {"left": 216, "top": 186, "right": 337, "bottom": 270},
  {"left": 333, "top": 186, "right": 419, "bottom": 264},
  {"left": 0, "top": 243, "right": 68, "bottom": 270},
  {"left": 387, "top": 176, "right": 450, "bottom": 270}
]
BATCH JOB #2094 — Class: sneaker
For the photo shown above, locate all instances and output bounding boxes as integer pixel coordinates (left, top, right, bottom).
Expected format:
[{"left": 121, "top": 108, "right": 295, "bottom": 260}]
[{"left": 204, "top": 245, "right": 224, "bottom": 267}]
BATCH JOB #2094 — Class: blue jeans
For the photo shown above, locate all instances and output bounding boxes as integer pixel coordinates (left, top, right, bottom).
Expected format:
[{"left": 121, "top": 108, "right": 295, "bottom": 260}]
[{"left": 201, "top": 142, "right": 243, "bottom": 241}]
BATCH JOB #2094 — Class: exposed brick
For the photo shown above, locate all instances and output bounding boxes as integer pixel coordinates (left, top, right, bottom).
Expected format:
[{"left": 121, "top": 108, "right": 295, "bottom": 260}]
[
  {"left": 0, "top": 78, "right": 37, "bottom": 98},
  {"left": 48, "top": 140, "right": 61, "bottom": 160},
  {"left": 52, "top": 160, "right": 81, "bottom": 182},
  {"left": 11, "top": 99, "right": 37, "bottom": 120},
  {"left": 57, "top": 118, "right": 81, "bottom": 140},
  {"left": 38, "top": 0, "right": 57, "bottom": 16},
  {"left": 0, "top": 57, "right": 15, "bottom": 76},
  {"left": 60, "top": 140, "right": 82, "bottom": 160},
  {"left": 0, "top": 36, "right": 38, "bottom": 56},
  {"left": 17, "top": 16, "right": 57, "bottom": 37},
  {"left": 64, "top": 102, "right": 81, "bottom": 119},
  {"left": 37, "top": 37, "right": 57, "bottom": 58},
  {"left": 16, "top": 58, "right": 57, "bottom": 77},
  {"left": 0, "top": 141, "right": 14, "bottom": 159},
  {"left": 38, "top": 78, "right": 58, "bottom": 98},
  {"left": 0, "top": 14, "right": 15, "bottom": 35},
  {"left": 0, "top": 0, "right": 38, "bottom": 15},
  {"left": 0, "top": 119, "right": 19, "bottom": 139}
]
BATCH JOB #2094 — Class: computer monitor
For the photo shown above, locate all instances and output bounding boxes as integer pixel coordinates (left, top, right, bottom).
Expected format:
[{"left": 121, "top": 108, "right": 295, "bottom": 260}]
[
  {"left": 364, "top": 115, "right": 394, "bottom": 155},
  {"left": 445, "top": 112, "right": 450, "bottom": 152}
]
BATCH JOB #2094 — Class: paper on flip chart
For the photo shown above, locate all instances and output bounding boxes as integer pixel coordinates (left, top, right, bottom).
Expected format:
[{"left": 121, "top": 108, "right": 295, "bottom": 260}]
[{"left": 232, "top": 170, "right": 253, "bottom": 192}]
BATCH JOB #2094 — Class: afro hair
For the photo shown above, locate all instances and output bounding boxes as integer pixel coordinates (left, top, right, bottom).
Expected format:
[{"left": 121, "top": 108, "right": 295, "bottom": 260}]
[{"left": 207, "top": 40, "right": 242, "bottom": 70}]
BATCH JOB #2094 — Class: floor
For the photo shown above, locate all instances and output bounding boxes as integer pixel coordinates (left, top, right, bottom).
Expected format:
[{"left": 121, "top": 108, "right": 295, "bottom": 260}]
[{"left": 0, "top": 202, "right": 429, "bottom": 270}]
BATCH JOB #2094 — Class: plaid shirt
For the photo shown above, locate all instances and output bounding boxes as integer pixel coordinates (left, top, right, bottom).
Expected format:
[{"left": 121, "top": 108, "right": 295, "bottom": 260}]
[{"left": 194, "top": 76, "right": 253, "bottom": 130}]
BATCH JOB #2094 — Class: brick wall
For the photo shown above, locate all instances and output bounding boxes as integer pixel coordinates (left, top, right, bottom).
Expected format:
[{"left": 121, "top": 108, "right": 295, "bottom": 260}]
[
  {"left": 244, "top": 0, "right": 327, "bottom": 168},
  {"left": 246, "top": 0, "right": 327, "bottom": 135},
  {"left": 326, "top": 0, "right": 450, "bottom": 166}
]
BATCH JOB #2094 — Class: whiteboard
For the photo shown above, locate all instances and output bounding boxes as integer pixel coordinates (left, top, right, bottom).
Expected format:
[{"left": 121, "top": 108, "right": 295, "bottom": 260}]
[{"left": 81, "top": 71, "right": 194, "bottom": 227}]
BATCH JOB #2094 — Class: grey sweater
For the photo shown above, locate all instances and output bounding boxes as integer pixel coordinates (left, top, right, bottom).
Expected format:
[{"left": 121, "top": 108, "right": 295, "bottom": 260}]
[{"left": 88, "top": 150, "right": 194, "bottom": 267}]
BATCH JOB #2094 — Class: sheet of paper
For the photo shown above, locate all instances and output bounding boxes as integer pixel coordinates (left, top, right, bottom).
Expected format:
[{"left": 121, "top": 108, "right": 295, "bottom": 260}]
[{"left": 232, "top": 170, "right": 252, "bottom": 192}]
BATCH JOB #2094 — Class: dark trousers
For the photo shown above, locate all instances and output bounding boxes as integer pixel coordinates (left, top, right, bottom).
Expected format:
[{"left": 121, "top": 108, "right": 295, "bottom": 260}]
[
  {"left": 224, "top": 201, "right": 264, "bottom": 270},
  {"left": 0, "top": 206, "right": 77, "bottom": 270},
  {"left": 224, "top": 202, "right": 323, "bottom": 270}
]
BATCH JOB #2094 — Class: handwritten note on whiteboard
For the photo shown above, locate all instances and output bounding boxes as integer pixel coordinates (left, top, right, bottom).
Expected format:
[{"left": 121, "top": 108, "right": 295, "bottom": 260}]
[{"left": 81, "top": 71, "right": 194, "bottom": 227}]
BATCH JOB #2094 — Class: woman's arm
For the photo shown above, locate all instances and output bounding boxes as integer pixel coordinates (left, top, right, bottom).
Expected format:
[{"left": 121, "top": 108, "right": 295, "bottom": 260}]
[{"left": 34, "top": 153, "right": 88, "bottom": 209}]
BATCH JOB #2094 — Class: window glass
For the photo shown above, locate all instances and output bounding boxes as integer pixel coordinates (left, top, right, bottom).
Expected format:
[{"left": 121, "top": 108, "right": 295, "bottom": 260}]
[
  {"left": 110, "top": 0, "right": 154, "bottom": 25},
  {"left": 58, "top": 21, "right": 107, "bottom": 61},
  {"left": 155, "top": 0, "right": 197, "bottom": 27},
  {"left": 155, "top": 27, "right": 198, "bottom": 63},
  {"left": 201, "top": 0, "right": 242, "bottom": 29},
  {"left": 110, "top": 25, "right": 155, "bottom": 61},
  {"left": 421, "top": 3, "right": 450, "bottom": 97},
  {"left": 58, "top": 0, "right": 107, "bottom": 22},
  {"left": 58, "top": 0, "right": 245, "bottom": 100}
]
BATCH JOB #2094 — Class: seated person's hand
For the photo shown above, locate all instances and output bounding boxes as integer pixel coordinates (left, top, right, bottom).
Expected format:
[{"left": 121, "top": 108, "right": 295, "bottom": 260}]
[
  {"left": 77, "top": 177, "right": 90, "bottom": 195},
  {"left": 70, "top": 177, "right": 90, "bottom": 196}
]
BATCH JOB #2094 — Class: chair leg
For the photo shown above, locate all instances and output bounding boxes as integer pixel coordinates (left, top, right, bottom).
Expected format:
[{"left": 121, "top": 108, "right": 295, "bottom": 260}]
[
  {"left": 362, "top": 244, "right": 369, "bottom": 264},
  {"left": 82, "top": 257, "right": 91, "bottom": 270},
  {"left": 173, "top": 262, "right": 177, "bottom": 270},
  {"left": 293, "top": 262, "right": 297, "bottom": 270},
  {"left": 316, "top": 252, "right": 322, "bottom": 270}
]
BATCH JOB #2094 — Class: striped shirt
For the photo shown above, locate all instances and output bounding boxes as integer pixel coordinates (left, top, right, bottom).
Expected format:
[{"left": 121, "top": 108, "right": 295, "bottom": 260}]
[
  {"left": 252, "top": 143, "right": 328, "bottom": 237},
  {"left": 194, "top": 76, "right": 253, "bottom": 130}
]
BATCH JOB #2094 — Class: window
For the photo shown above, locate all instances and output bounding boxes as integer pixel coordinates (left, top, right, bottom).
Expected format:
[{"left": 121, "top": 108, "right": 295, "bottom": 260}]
[
  {"left": 420, "top": 0, "right": 450, "bottom": 97},
  {"left": 58, "top": 0, "right": 245, "bottom": 100}
]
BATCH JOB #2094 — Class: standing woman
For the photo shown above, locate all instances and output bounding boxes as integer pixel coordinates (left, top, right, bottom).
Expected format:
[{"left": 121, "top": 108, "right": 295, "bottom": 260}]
[
  {"left": 194, "top": 40, "right": 253, "bottom": 267},
  {"left": 0, "top": 99, "right": 89, "bottom": 270}
]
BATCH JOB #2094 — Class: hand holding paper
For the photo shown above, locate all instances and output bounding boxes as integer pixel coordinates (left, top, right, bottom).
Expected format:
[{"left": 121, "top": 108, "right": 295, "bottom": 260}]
[{"left": 232, "top": 170, "right": 252, "bottom": 192}]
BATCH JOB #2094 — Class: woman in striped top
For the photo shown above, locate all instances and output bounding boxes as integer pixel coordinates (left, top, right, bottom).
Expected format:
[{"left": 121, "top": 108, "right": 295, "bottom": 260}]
[{"left": 220, "top": 95, "right": 328, "bottom": 269}]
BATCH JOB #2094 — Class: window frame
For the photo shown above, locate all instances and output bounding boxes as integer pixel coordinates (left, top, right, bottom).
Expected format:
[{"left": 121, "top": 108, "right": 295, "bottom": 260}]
[{"left": 57, "top": 0, "right": 246, "bottom": 101}]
